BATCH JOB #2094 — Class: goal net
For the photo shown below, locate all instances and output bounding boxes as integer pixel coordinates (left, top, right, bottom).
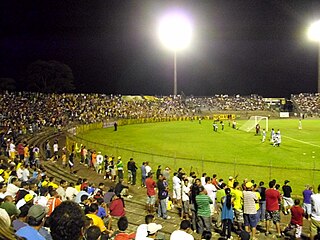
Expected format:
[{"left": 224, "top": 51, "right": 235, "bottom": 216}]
[{"left": 239, "top": 116, "right": 268, "bottom": 132}]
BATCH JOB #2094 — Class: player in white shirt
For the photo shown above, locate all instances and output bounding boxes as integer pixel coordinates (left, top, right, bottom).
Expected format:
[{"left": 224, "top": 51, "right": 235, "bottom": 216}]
[{"left": 261, "top": 129, "right": 266, "bottom": 142}]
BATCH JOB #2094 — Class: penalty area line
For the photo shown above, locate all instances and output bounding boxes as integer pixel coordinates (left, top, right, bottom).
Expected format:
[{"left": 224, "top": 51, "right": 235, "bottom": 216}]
[{"left": 282, "top": 135, "right": 320, "bottom": 148}]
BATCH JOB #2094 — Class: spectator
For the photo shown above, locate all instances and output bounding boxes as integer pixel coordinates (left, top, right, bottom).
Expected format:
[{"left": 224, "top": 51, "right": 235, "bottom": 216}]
[
  {"left": 243, "top": 182, "right": 258, "bottom": 240},
  {"left": 146, "top": 223, "right": 162, "bottom": 239},
  {"left": 157, "top": 174, "right": 170, "bottom": 220},
  {"left": 114, "top": 216, "right": 135, "bottom": 240},
  {"left": 65, "top": 182, "right": 78, "bottom": 201},
  {"left": 56, "top": 179, "right": 68, "bottom": 201},
  {"left": 265, "top": 180, "right": 282, "bottom": 237},
  {"left": 84, "top": 225, "right": 101, "bottom": 240},
  {"left": 0, "top": 216, "right": 23, "bottom": 240},
  {"left": 46, "top": 190, "right": 62, "bottom": 217},
  {"left": 141, "top": 162, "right": 146, "bottom": 187},
  {"left": 310, "top": 184, "right": 320, "bottom": 240},
  {"left": 303, "top": 185, "right": 313, "bottom": 220},
  {"left": 145, "top": 172, "right": 156, "bottom": 214},
  {"left": 109, "top": 194, "right": 125, "bottom": 217},
  {"left": 16, "top": 204, "right": 47, "bottom": 240},
  {"left": 48, "top": 201, "right": 86, "bottom": 240},
  {"left": 170, "top": 220, "right": 194, "bottom": 240},
  {"left": 221, "top": 188, "right": 233, "bottom": 240},
  {"left": 283, "top": 199, "right": 304, "bottom": 239},
  {"left": 0, "top": 195, "right": 21, "bottom": 218},
  {"left": 196, "top": 186, "right": 212, "bottom": 234},
  {"left": 135, "top": 214, "right": 155, "bottom": 240},
  {"left": 282, "top": 180, "right": 293, "bottom": 215},
  {"left": 86, "top": 203, "right": 107, "bottom": 233},
  {"left": 12, "top": 204, "right": 29, "bottom": 231}
]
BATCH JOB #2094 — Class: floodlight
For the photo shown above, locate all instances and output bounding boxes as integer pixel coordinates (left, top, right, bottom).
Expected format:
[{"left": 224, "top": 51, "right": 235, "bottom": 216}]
[
  {"left": 308, "top": 20, "right": 320, "bottom": 42},
  {"left": 158, "top": 11, "right": 192, "bottom": 51}
]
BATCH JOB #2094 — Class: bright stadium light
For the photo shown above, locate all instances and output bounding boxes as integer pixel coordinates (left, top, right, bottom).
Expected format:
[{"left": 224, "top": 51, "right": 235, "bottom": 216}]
[
  {"left": 308, "top": 20, "right": 320, "bottom": 93},
  {"left": 158, "top": 10, "right": 193, "bottom": 96}
]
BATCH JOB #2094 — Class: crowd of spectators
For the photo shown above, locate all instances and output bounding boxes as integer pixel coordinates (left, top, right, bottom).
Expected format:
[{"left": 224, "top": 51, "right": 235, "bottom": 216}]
[
  {"left": 0, "top": 92, "right": 269, "bottom": 144},
  {"left": 292, "top": 93, "right": 320, "bottom": 116},
  {"left": 1, "top": 142, "right": 319, "bottom": 240},
  {"left": 185, "top": 94, "right": 268, "bottom": 112}
]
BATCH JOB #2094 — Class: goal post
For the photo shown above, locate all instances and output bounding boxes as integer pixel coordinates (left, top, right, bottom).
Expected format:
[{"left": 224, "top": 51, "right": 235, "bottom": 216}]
[{"left": 239, "top": 116, "right": 269, "bottom": 132}]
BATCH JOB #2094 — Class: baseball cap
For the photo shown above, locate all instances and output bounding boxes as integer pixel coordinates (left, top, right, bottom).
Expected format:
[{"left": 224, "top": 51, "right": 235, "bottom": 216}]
[
  {"left": 245, "top": 182, "right": 253, "bottom": 189},
  {"left": 147, "top": 223, "right": 162, "bottom": 235},
  {"left": 24, "top": 194, "right": 34, "bottom": 202},
  {"left": 0, "top": 169, "right": 4, "bottom": 174},
  {"left": 284, "top": 180, "right": 290, "bottom": 184},
  {"left": 0, "top": 202, "right": 20, "bottom": 217},
  {"left": 118, "top": 156, "right": 121, "bottom": 160},
  {"left": 228, "top": 176, "right": 233, "bottom": 180},
  {"left": 28, "top": 204, "right": 47, "bottom": 222}
]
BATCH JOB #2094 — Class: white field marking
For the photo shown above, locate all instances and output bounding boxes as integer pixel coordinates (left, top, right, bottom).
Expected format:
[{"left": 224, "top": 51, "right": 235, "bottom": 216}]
[{"left": 283, "top": 135, "right": 320, "bottom": 148}]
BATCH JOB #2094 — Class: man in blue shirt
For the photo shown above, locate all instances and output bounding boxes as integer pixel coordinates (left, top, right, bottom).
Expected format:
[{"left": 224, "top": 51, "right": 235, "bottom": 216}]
[{"left": 16, "top": 204, "right": 48, "bottom": 240}]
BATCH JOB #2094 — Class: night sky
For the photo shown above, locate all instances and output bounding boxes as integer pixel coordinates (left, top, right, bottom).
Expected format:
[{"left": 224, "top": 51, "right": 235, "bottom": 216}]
[{"left": 1, "top": 0, "right": 320, "bottom": 97}]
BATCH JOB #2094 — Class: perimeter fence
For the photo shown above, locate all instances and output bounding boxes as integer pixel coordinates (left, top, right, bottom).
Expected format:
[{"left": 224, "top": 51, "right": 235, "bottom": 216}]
[{"left": 65, "top": 119, "right": 320, "bottom": 195}]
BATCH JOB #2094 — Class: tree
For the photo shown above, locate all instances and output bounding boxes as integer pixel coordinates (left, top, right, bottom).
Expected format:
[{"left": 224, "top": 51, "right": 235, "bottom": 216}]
[
  {"left": 25, "top": 60, "right": 75, "bottom": 93},
  {"left": 0, "top": 78, "right": 16, "bottom": 91}
]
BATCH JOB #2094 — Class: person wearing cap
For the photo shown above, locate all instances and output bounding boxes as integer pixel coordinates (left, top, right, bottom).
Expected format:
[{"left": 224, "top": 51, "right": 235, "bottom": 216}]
[
  {"left": 1, "top": 195, "right": 21, "bottom": 217},
  {"left": 282, "top": 180, "right": 293, "bottom": 215},
  {"left": 146, "top": 222, "right": 162, "bottom": 239},
  {"left": 242, "top": 182, "right": 258, "bottom": 240},
  {"left": 170, "top": 220, "right": 194, "bottom": 240},
  {"left": 16, "top": 193, "right": 34, "bottom": 209},
  {"left": 16, "top": 204, "right": 47, "bottom": 240},
  {"left": 227, "top": 175, "right": 238, "bottom": 189},
  {"left": 135, "top": 214, "right": 155, "bottom": 240},
  {"left": 15, "top": 181, "right": 30, "bottom": 203}
]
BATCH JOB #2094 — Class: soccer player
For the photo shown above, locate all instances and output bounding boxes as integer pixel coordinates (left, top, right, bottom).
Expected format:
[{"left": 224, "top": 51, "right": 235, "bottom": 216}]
[{"left": 261, "top": 129, "right": 266, "bottom": 142}]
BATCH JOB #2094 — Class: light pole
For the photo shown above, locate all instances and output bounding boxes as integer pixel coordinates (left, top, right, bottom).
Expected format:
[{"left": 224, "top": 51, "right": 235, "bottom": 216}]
[
  {"left": 158, "top": 11, "right": 192, "bottom": 96},
  {"left": 308, "top": 20, "right": 320, "bottom": 93}
]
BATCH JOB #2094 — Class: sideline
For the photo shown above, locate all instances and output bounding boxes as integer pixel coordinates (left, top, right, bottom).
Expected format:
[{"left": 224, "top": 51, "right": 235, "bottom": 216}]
[{"left": 282, "top": 135, "right": 320, "bottom": 148}]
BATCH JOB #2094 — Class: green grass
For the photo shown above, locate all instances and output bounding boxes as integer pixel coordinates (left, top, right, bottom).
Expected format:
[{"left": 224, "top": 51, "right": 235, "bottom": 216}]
[{"left": 77, "top": 119, "right": 320, "bottom": 195}]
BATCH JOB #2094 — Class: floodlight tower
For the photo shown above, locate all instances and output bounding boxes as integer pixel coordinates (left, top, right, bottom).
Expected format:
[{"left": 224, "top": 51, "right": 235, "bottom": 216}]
[
  {"left": 158, "top": 10, "right": 192, "bottom": 96},
  {"left": 308, "top": 20, "right": 320, "bottom": 93}
]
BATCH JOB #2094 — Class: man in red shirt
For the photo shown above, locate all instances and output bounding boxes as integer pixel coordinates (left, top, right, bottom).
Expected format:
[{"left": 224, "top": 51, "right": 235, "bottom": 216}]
[
  {"left": 145, "top": 172, "right": 156, "bottom": 213},
  {"left": 265, "top": 180, "right": 282, "bottom": 237}
]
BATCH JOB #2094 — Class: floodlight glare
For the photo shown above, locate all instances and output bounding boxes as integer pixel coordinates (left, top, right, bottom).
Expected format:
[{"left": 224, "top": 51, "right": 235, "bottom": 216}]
[
  {"left": 308, "top": 20, "right": 320, "bottom": 42},
  {"left": 158, "top": 12, "right": 192, "bottom": 51}
]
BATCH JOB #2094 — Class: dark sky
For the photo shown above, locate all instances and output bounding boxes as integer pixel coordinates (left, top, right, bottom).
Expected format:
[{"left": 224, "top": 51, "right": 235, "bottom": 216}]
[{"left": 1, "top": 0, "right": 320, "bottom": 97}]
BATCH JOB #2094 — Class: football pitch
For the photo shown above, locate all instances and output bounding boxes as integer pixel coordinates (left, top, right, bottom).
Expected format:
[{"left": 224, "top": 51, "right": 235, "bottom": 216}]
[{"left": 78, "top": 119, "right": 320, "bottom": 195}]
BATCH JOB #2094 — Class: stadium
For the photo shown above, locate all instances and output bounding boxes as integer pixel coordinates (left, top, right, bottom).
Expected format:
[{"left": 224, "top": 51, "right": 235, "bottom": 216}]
[{"left": 2, "top": 1, "right": 320, "bottom": 240}]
